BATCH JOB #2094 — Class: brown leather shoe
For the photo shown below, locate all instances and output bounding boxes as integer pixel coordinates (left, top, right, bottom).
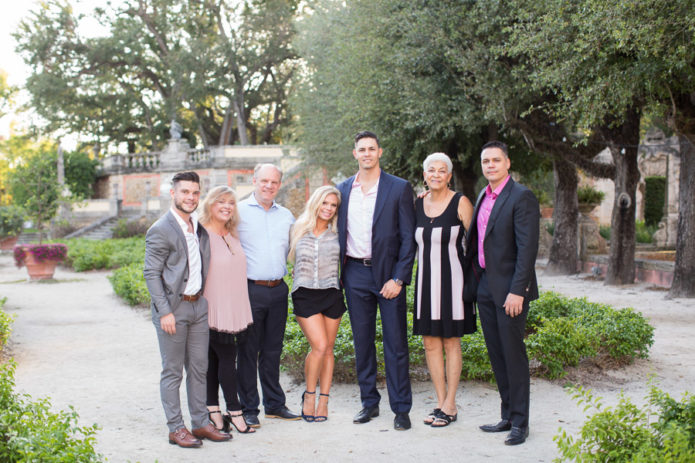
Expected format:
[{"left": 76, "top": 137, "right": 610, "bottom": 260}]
[
  {"left": 168, "top": 427, "right": 203, "bottom": 448},
  {"left": 192, "top": 423, "right": 232, "bottom": 442}
]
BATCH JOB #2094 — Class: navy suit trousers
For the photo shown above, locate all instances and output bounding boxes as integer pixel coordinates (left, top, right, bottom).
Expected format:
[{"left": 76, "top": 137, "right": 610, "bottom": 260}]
[{"left": 343, "top": 259, "right": 412, "bottom": 414}]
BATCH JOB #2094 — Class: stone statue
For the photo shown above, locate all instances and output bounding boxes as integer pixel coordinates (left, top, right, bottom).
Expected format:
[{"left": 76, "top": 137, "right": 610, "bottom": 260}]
[{"left": 169, "top": 119, "right": 183, "bottom": 140}]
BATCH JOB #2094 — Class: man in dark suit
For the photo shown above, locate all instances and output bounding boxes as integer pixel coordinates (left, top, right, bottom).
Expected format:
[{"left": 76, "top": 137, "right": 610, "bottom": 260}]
[
  {"left": 337, "top": 131, "right": 416, "bottom": 431},
  {"left": 465, "top": 141, "right": 539, "bottom": 446},
  {"left": 144, "top": 171, "right": 230, "bottom": 447}
]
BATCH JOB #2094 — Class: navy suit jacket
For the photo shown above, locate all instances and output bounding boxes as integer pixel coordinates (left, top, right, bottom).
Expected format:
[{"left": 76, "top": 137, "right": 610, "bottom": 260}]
[
  {"left": 337, "top": 171, "right": 416, "bottom": 288},
  {"left": 464, "top": 177, "right": 540, "bottom": 308}
]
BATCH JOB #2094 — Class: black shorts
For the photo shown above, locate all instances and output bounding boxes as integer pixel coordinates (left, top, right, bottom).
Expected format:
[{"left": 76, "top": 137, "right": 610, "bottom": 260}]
[{"left": 291, "top": 287, "right": 346, "bottom": 320}]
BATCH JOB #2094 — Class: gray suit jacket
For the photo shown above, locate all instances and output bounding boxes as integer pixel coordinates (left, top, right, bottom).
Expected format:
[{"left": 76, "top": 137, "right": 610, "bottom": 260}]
[{"left": 143, "top": 210, "right": 211, "bottom": 319}]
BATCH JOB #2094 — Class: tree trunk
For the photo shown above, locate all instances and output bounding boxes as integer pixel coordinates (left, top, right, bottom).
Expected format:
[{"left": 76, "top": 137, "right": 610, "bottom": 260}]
[
  {"left": 670, "top": 134, "right": 695, "bottom": 297},
  {"left": 233, "top": 92, "right": 249, "bottom": 145},
  {"left": 604, "top": 110, "right": 641, "bottom": 285},
  {"left": 218, "top": 103, "right": 234, "bottom": 145},
  {"left": 546, "top": 156, "right": 578, "bottom": 275}
]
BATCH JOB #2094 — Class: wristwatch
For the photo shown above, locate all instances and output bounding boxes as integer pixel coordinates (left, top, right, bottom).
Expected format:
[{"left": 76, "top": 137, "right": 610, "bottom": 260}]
[{"left": 393, "top": 278, "right": 403, "bottom": 286}]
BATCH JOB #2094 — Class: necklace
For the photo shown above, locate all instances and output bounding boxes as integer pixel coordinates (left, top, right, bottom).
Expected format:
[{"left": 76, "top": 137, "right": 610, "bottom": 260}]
[{"left": 220, "top": 233, "right": 235, "bottom": 255}]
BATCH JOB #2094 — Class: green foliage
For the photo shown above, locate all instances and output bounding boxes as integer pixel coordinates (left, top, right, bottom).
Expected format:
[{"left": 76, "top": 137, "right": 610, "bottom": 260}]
[
  {"left": 0, "top": 361, "right": 103, "bottom": 462},
  {"left": 111, "top": 217, "right": 151, "bottom": 239},
  {"left": 62, "top": 238, "right": 144, "bottom": 272},
  {"left": 577, "top": 185, "right": 605, "bottom": 206},
  {"left": 108, "top": 263, "right": 149, "bottom": 306},
  {"left": 545, "top": 221, "right": 555, "bottom": 236},
  {"left": 64, "top": 151, "right": 98, "bottom": 200},
  {"left": 644, "top": 176, "right": 666, "bottom": 227},
  {"left": 555, "top": 385, "right": 695, "bottom": 462},
  {"left": 0, "top": 297, "right": 14, "bottom": 350},
  {"left": 0, "top": 206, "right": 25, "bottom": 237},
  {"left": 635, "top": 220, "right": 656, "bottom": 244},
  {"left": 599, "top": 225, "right": 611, "bottom": 240}
]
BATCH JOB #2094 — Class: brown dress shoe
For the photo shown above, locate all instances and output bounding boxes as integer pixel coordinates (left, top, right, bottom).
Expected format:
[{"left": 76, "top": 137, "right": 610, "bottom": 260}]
[
  {"left": 168, "top": 427, "right": 203, "bottom": 448},
  {"left": 192, "top": 423, "right": 232, "bottom": 442}
]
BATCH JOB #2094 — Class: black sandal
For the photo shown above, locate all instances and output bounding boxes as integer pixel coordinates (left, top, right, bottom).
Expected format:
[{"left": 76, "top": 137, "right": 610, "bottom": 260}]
[
  {"left": 431, "top": 409, "right": 457, "bottom": 428},
  {"left": 301, "top": 390, "right": 316, "bottom": 422},
  {"left": 314, "top": 393, "right": 329, "bottom": 422},
  {"left": 225, "top": 411, "right": 256, "bottom": 433},
  {"left": 424, "top": 408, "right": 441, "bottom": 425},
  {"left": 208, "top": 409, "right": 228, "bottom": 432}
]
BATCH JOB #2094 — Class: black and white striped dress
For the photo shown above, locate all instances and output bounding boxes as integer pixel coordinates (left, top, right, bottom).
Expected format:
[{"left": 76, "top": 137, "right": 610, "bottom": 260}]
[{"left": 413, "top": 193, "right": 476, "bottom": 337}]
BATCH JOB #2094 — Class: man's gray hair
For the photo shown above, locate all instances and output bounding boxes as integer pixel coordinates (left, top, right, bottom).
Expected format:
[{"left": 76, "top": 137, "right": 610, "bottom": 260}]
[
  {"left": 423, "top": 152, "right": 453, "bottom": 173},
  {"left": 253, "top": 163, "right": 283, "bottom": 180}
]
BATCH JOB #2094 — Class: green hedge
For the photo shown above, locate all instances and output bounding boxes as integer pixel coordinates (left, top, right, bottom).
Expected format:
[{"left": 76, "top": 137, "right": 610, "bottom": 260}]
[
  {"left": 62, "top": 237, "right": 145, "bottom": 272},
  {"left": 644, "top": 176, "right": 666, "bottom": 227},
  {"left": 556, "top": 385, "right": 695, "bottom": 461},
  {"left": 0, "top": 298, "right": 13, "bottom": 350}
]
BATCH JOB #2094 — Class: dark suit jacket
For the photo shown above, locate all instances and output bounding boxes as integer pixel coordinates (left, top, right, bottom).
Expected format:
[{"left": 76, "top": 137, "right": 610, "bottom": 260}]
[
  {"left": 143, "top": 210, "right": 211, "bottom": 318},
  {"left": 464, "top": 178, "right": 540, "bottom": 308},
  {"left": 337, "top": 171, "right": 416, "bottom": 287}
]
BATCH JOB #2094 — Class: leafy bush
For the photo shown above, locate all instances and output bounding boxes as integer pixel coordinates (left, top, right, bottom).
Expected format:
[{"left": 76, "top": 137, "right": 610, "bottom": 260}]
[
  {"left": 545, "top": 221, "right": 555, "bottom": 236},
  {"left": 0, "top": 206, "right": 25, "bottom": 237},
  {"left": 644, "top": 176, "right": 666, "bottom": 227},
  {"left": 112, "top": 217, "right": 152, "bottom": 239},
  {"left": 635, "top": 220, "right": 656, "bottom": 244},
  {"left": 599, "top": 225, "right": 611, "bottom": 240},
  {"left": 0, "top": 297, "right": 14, "bottom": 350},
  {"left": 0, "top": 361, "right": 103, "bottom": 462},
  {"left": 555, "top": 385, "right": 695, "bottom": 462},
  {"left": 577, "top": 185, "right": 605, "bottom": 205},
  {"left": 108, "top": 262, "right": 149, "bottom": 306},
  {"left": 62, "top": 237, "right": 144, "bottom": 271}
]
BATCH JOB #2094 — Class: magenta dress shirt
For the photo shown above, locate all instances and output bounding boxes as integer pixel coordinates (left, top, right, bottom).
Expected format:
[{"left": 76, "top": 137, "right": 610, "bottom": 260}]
[{"left": 477, "top": 175, "right": 511, "bottom": 269}]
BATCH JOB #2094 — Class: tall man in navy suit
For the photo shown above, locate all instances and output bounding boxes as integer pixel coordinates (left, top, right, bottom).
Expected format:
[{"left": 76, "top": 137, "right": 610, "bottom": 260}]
[
  {"left": 465, "top": 141, "right": 539, "bottom": 446},
  {"left": 337, "top": 131, "right": 416, "bottom": 431}
]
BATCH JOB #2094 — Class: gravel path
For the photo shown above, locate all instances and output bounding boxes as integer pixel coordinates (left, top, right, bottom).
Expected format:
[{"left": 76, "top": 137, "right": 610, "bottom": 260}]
[{"left": 1, "top": 253, "right": 693, "bottom": 462}]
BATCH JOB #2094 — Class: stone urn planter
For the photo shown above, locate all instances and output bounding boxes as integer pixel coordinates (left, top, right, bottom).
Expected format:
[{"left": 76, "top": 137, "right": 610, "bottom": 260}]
[{"left": 13, "top": 243, "right": 68, "bottom": 280}]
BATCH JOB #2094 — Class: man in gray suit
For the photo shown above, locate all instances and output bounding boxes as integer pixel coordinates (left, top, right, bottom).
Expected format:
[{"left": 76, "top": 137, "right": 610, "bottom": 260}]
[{"left": 144, "top": 171, "right": 230, "bottom": 448}]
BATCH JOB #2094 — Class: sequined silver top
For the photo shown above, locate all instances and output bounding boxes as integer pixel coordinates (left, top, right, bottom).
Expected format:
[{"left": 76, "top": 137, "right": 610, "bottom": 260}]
[{"left": 291, "top": 230, "right": 341, "bottom": 292}]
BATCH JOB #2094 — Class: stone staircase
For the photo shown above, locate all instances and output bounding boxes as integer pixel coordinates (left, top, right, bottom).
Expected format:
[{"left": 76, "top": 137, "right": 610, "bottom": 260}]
[{"left": 65, "top": 216, "right": 120, "bottom": 240}]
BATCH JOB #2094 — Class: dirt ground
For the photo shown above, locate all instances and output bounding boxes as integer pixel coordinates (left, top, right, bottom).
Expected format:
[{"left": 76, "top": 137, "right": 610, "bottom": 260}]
[{"left": 1, "top": 253, "right": 693, "bottom": 462}]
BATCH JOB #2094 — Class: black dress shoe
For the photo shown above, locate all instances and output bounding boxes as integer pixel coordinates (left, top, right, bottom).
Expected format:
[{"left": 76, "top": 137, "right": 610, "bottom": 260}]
[
  {"left": 243, "top": 413, "right": 261, "bottom": 428},
  {"left": 394, "top": 412, "right": 411, "bottom": 431},
  {"left": 353, "top": 406, "right": 379, "bottom": 424},
  {"left": 265, "top": 406, "right": 301, "bottom": 421},
  {"left": 504, "top": 426, "right": 529, "bottom": 445},
  {"left": 479, "top": 420, "right": 512, "bottom": 433}
]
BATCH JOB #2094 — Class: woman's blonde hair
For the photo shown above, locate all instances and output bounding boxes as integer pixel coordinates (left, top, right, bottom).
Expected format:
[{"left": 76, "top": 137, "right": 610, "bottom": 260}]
[
  {"left": 199, "top": 185, "right": 241, "bottom": 237},
  {"left": 288, "top": 185, "right": 341, "bottom": 261}
]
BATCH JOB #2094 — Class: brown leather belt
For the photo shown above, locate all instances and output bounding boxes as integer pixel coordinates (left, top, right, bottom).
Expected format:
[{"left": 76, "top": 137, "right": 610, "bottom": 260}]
[
  {"left": 249, "top": 279, "right": 283, "bottom": 288},
  {"left": 182, "top": 292, "right": 201, "bottom": 302}
]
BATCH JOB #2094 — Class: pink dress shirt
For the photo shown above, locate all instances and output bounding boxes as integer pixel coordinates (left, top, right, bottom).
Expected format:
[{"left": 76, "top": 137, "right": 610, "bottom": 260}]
[{"left": 477, "top": 175, "right": 511, "bottom": 269}]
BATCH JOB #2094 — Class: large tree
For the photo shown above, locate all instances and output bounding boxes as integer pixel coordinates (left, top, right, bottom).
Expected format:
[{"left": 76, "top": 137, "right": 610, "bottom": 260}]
[{"left": 14, "top": 0, "right": 299, "bottom": 151}]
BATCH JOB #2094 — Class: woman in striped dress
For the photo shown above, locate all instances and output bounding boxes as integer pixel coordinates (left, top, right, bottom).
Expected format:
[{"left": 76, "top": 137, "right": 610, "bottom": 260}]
[{"left": 414, "top": 153, "right": 475, "bottom": 427}]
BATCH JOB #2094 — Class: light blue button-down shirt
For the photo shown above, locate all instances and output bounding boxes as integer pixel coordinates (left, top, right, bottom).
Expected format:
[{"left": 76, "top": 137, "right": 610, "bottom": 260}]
[{"left": 238, "top": 193, "right": 295, "bottom": 280}]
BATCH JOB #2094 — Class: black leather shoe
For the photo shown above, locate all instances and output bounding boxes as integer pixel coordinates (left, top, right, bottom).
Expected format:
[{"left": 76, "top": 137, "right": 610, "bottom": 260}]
[
  {"left": 243, "top": 413, "right": 261, "bottom": 428},
  {"left": 353, "top": 406, "right": 379, "bottom": 424},
  {"left": 504, "top": 426, "right": 529, "bottom": 445},
  {"left": 394, "top": 412, "right": 411, "bottom": 431},
  {"left": 479, "top": 420, "right": 512, "bottom": 433},
  {"left": 265, "top": 406, "right": 301, "bottom": 421}
]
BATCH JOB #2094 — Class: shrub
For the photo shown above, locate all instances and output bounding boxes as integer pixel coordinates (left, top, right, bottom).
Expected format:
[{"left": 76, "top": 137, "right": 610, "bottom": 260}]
[
  {"left": 577, "top": 185, "right": 605, "bottom": 205},
  {"left": 0, "top": 361, "right": 103, "bottom": 462},
  {"left": 635, "top": 220, "right": 656, "bottom": 244},
  {"left": 599, "top": 225, "right": 611, "bottom": 240},
  {"left": 0, "top": 298, "right": 14, "bottom": 350},
  {"left": 644, "top": 176, "right": 666, "bottom": 227},
  {"left": 62, "top": 237, "right": 144, "bottom": 271},
  {"left": 112, "top": 217, "right": 152, "bottom": 239},
  {"left": 545, "top": 221, "right": 555, "bottom": 236},
  {"left": 0, "top": 206, "right": 25, "bottom": 237},
  {"left": 108, "top": 262, "right": 149, "bottom": 306},
  {"left": 555, "top": 385, "right": 695, "bottom": 462}
]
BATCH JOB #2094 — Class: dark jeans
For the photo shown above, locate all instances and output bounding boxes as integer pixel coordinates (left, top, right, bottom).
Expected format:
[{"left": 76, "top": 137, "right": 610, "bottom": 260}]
[
  {"left": 237, "top": 280, "right": 289, "bottom": 415},
  {"left": 206, "top": 335, "right": 242, "bottom": 412}
]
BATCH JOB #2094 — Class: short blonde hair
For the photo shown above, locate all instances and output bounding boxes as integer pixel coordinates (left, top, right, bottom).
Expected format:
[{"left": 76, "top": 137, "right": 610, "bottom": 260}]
[{"left": 199, "top": 185, "right": 241, "bottom": 236}]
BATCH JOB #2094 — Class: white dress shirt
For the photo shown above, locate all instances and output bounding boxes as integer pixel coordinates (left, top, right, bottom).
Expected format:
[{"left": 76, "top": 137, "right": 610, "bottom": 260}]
[
  {"left": 346, "top": 174, "right": 379, "bottom": 259},
  {"left": 170, "top": 208, "right": 202, "bottom": 295}
]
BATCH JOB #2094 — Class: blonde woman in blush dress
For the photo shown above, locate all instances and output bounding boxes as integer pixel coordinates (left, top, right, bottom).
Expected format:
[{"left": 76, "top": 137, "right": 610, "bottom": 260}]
[
  {"left": 288, "top": 185, "right": 346, "bottom": 422},
  {"left": 199, "top": 186, "right": 256, "bottom": 434},
  {"left": 414, "top": 153, "right": 475, "bottom": 428}
]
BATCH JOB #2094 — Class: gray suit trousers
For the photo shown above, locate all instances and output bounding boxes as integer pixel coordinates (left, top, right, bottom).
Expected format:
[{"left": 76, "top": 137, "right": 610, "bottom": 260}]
[{"left": 153, "top": 298, "right": 209, "bottom": 432}]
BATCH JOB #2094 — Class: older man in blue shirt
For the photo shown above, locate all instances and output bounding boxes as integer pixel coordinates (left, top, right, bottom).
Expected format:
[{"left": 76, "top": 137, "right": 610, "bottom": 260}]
[{"left": 237, "top": 163, "right": 299, "bottom": 427}]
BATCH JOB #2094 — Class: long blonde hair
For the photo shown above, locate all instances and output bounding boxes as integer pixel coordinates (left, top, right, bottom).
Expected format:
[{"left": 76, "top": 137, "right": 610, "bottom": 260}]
[
  {"left": 199, "top": 185, "right": 241, "bottom": 237},
  {"left": 288, "top": 185, "right": 341, "bottom": 262}
]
